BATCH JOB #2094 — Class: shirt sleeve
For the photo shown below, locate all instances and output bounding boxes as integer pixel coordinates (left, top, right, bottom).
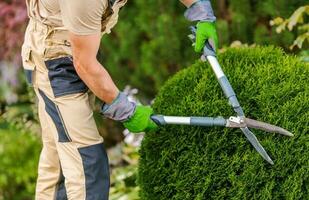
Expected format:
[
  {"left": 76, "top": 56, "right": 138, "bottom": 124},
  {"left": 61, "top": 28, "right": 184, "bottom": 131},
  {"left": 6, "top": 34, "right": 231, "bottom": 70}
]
[{"left": 58, "top": 0, "right": 107, "bottom": 35}]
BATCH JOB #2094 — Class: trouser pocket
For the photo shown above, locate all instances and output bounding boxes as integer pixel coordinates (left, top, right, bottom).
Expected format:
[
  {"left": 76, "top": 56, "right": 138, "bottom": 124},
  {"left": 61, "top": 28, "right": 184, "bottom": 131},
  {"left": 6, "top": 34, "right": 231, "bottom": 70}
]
[
  {"left": 24, "top": 69, "right": 33, "bottom": 86},
  {"left": 21, "top": 45, "right": 36, "bottom": 86},
  {"left": 44, "top": 28, "right": 72, "bottom": 60},
  {"left": 45, "top": 57, "right": 88, "bottom": 97}
]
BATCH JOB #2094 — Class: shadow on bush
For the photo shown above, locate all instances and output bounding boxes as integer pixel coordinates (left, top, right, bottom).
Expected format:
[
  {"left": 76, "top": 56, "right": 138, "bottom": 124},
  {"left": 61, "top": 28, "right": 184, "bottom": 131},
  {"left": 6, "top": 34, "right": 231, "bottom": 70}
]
[{"left": 138, "top": 46, "right": 309, "bottom": 200}]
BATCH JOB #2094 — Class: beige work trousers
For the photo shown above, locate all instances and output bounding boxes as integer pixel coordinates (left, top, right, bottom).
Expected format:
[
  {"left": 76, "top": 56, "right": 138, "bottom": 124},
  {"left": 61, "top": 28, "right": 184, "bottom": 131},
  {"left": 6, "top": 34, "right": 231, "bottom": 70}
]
[{"left": 21, "top": 19, "right": 110, "bottom": 200}]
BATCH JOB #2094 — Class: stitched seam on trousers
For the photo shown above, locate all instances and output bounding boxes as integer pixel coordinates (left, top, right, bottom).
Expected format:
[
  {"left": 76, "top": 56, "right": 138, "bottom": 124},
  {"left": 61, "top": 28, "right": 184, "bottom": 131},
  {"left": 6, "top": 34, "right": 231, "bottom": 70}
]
[
  {"left": 55, "top": 105, "right": 72, "bottom": 142},
  {"left": 38, "top": 89, "right": 71, "bottom": 143}
]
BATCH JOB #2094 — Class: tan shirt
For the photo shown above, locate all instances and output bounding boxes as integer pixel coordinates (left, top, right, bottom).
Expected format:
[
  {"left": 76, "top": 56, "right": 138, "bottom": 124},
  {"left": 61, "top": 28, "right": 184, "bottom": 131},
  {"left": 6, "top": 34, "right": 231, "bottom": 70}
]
[{"left": 26, "top": 0, "right": 126, "bottom": 35}]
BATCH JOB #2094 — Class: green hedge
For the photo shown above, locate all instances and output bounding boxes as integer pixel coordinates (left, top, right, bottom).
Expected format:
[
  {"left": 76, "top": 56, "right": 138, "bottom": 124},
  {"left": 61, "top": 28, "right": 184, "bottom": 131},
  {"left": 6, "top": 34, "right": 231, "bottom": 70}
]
[{"left": 138, "top": 46, "right": 309, "bottom": 200}]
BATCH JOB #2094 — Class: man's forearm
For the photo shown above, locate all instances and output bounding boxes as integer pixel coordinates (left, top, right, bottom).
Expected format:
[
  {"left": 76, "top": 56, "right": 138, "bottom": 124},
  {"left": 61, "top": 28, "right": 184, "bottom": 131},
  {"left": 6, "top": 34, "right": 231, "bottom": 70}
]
[
  {"left": 74, "top": 59, "right": 119, "bottom": 104},
  {"left": 69, "top": 33, "right": 119, "bottom": 104},
  {"left": 180, "top": 0, "right": 197, "bottom": 8}
]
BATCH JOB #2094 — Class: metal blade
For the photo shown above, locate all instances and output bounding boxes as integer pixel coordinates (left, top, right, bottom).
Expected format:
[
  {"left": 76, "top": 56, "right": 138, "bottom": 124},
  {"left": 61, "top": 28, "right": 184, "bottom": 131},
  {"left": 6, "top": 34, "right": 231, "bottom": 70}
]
[
  {"left": 240, "top": 127, "right": 274, "bottom": 165},
  {"left": 244, "top": 118, "right": 294, "bottom": 137}
]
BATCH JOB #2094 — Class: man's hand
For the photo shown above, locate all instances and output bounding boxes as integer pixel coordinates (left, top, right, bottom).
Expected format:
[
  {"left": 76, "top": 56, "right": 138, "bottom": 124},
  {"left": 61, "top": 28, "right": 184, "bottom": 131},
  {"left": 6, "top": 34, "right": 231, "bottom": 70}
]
[
  {"left": 101, "top": 92, "right": 157, "bottom": 133},
  {"left": 183, "top": 0, "right": 219, "bottom": 52},
  {"left": 123, "top": 106, "right": 158, "bottom": 133},
  {"left": 195, "top": 21, "right": 218, "bottom": 52}
]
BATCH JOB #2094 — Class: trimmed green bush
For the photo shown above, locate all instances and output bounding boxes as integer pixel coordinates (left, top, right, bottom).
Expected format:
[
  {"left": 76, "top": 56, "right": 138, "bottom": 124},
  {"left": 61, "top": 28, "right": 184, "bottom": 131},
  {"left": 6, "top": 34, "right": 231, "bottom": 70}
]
[{"left": 138, "top": 46, "right": 309, "bottom": 200}]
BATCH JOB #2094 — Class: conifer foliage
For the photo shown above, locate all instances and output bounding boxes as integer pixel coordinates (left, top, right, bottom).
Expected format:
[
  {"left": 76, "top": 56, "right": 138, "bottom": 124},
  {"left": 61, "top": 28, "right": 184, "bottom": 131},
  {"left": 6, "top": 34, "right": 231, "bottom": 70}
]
[{"left": 138, "top": 46, "right": 309, "bottom": 200}]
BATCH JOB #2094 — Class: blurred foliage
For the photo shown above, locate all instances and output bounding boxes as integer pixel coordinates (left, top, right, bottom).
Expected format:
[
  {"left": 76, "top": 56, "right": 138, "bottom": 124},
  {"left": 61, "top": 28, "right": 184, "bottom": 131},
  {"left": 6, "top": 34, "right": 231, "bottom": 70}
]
[
  {"left": 0, "top": 93, "right": 40, "bottom": 199},
  {"left": 0, "top": 0, "right": 28, "bottom": 105},
  {"left": 1, "top": 103, "right": 39, "bottom": 134},
  {"left": 100, "top": 1, "right": 193, "bottom": 98},
  {"left": 110, "top": 165, "right": 139, "bottom": 200},
  {"left": 109, "top": 144, "right": 140, "bottom": 200},
  {"left": 270, "top": 5, "right": 309, "bottom": 49},
  {"left": 0, "top": 121, "right": 40, "bottom": 200},
  {"left": 139, "top": 46, "right": 309, "bottom": 199},
  {"left": 0, "top": 0, "right": 27, "bottom": 62},
  {"left": 100, "top": 0, "right": 307, "bottom": 98}
]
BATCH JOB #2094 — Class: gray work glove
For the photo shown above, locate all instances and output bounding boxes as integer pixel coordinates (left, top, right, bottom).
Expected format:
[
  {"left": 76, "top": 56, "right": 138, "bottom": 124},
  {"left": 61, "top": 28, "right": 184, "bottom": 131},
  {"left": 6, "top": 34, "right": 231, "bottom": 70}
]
[{"left": 101, "top": 92, "right": 157, "bottom": 133}]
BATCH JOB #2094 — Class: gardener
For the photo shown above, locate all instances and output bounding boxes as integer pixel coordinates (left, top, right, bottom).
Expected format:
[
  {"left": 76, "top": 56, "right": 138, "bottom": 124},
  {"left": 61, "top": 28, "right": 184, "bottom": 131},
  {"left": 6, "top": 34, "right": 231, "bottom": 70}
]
[{"left": 21, "top": 0, "right": 218, "bottom": 199}]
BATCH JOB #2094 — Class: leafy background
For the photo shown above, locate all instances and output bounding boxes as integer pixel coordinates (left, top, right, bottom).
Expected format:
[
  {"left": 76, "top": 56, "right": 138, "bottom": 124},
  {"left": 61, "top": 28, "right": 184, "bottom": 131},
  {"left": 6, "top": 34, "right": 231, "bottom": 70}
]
[{"left": 0, "top": 0, "right": 308, "bottom": 199}]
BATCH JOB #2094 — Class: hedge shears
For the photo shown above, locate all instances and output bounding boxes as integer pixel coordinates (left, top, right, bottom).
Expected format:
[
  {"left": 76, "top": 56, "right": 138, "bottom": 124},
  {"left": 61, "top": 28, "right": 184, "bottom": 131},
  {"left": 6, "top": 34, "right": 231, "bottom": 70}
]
[{"left": 151, "top": 27, "right": 293, "bottom": 165}]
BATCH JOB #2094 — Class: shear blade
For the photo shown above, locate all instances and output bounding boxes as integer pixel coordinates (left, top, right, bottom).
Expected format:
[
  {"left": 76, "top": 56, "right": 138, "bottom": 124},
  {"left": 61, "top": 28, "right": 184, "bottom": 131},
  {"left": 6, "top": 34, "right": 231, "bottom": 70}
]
[
  {"left": 240, "top": 127, "right": 274, "bottom": 165},
  {"left": 244, "top": 118, "right": 294, "bottom": 137}
]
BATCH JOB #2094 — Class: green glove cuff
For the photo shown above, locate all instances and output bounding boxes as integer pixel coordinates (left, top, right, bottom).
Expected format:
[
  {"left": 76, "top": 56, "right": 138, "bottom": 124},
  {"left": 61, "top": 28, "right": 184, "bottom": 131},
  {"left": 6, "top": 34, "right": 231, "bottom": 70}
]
[{"left": 123, "top": 105, "right": 158, "bottom": 133}]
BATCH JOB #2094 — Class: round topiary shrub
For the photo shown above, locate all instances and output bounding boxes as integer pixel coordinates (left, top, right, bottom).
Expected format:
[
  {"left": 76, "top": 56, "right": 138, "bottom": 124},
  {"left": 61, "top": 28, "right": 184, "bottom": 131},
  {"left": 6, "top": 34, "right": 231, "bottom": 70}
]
[{"left": 138, "top": 46, "right": 309, "bottom": 200}]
